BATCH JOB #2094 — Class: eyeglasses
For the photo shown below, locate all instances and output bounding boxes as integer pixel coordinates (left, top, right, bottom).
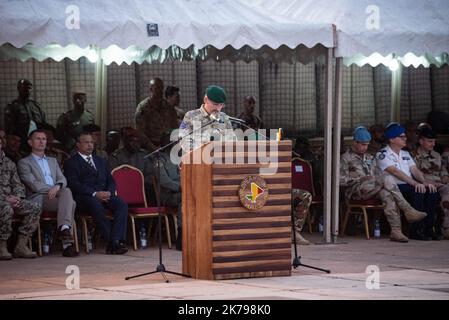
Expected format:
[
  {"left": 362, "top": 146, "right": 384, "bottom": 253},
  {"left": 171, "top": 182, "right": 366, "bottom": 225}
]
[{"left": 211, "top": 102, "right": 225, "bottom": 108}]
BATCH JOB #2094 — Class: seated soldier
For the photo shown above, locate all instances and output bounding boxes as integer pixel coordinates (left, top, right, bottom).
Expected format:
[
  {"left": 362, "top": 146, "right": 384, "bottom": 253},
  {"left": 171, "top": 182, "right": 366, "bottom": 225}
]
[
  {"left": 291, "top": 189, "right": 312, "bottom": 245},
  {"left": 340, "top": 126, "right": 427, "bottom": 242},
  {"left": 105, "top": 130, "right": 121, "bottom": 156},
  {"left": 4, "top": 133, "right": 26, "bottom": 164},
  {"left": 108, "top": 128, "right": 155, "bottom": 204},
  {"left": 412, "top": 127, "right": 447, "bottom": 240},
  {"left": 156, "top": 131, "right": 182, "bottom": 250},
  {"left": 1, "top": 136, "right": 41, "bottom": 260},
  {"left": 376, "top": 123, "right": 439, "bottom": 241}
]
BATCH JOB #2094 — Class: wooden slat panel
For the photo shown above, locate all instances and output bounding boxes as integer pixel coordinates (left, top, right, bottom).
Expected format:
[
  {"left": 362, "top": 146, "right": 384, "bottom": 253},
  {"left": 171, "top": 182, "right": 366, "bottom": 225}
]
[
  {"left": 212, "top": 141, "right": 292, "bottom": 152},
  {"left": 213, "top": 226, "right": 291, "bottom": 236},
  {"left": 213, "top": 177, "right": 291, "bottom": 186},
  {"left": 213, "top": 166, "right": 290, "bottom": 175},
  {"left": 213, "top": 188, "right": 290, "bottom": 197},
  {"left": 214, "top": 270, "right": 290, "bottom": 280},
  {"left": 213, "top": 162, "right": 291, "bottom": 169},
  {"left": 213, "top": 193, "right": 291, "bottom": 203},
  {"left": 213, "top": 241, "right": 291, "bottom": 252},
  {"left": 213, "top": 156, "right": 291, "bottom": 164},
  {"left": 213, "top": 260, "right": 291, "bottom": 274},
  {"left": 212, "top": 220, "right": 290, "bottom": 230},
  {"left": 213, "top": 251, "right": 290, "bottom": 263},
  {"left": 213, "top": 198, "right": 291, "bottom": 208},
  {"left": 213, "top": 248, "right": 291, "bottom": 258},
  {"left": 213, "top": 206, "right": 291, "bottom": 219},
  {"left": 213, "top": 232, "right": 291, "bottom": 241},
  {"left": 214, "top": 216, "right": 290, "bottom": 225},
  {"left": 213, "top": 238, "right": 291, "bottom": 248}
]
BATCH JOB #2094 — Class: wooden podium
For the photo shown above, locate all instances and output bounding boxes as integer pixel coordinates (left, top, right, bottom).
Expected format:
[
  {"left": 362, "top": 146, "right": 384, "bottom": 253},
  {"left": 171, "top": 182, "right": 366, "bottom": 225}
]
[{"left": 181, "top": 140, "right": 292, "bottom": 280}]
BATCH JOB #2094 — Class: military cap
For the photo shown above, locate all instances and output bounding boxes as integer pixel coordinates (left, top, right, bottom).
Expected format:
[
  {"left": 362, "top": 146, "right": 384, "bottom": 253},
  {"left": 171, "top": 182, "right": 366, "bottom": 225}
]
[
  {"left": 206, "top": 85, "right": 226, "bottom": 104},
  {"left": 17, "top": 78, "right": 32, "bottom": 86},
  {"left": 353, "top": 126, "right": 371, "bottom": 143},
  {"left": 418, "top": 127, "right": 437, "bottom": 139}
]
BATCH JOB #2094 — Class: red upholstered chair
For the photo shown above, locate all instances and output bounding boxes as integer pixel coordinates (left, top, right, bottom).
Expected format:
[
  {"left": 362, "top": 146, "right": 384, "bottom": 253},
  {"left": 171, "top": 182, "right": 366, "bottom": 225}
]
[
  {"left": 291, "top": 157, "right": 323, "bottom": 233},
  {"left": 37, "top": 210, "right": 79, "bottom": 256},
  {"left": 111, "top": 165, "right": 172, "bottom": 250},
  {"left": 341, "top": 198, "right": 383, "bottom": 240}
]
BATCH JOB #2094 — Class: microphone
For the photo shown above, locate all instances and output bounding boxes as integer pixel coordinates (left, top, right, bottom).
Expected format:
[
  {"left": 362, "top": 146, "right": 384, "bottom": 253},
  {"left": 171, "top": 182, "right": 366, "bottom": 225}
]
[
  {"left": 209, "top": 113, "right": 222, "bottom": 122},
  {"left": 210, "top": 113, "right": 246, "bottom": 125}
]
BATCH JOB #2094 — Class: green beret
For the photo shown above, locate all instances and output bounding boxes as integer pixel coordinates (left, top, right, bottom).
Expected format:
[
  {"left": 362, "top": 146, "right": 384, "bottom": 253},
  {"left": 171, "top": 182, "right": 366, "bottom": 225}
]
[{"left": 206, "top": 85, "right": 226, "bottom": 103}]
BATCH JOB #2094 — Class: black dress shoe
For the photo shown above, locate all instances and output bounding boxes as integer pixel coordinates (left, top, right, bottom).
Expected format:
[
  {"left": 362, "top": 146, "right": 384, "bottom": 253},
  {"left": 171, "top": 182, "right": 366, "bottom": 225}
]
[
  {"left": 106, "top": 241, "right": 128, "bottom": 255},
  {"left": 62, "top": 244, "right": 79, "bottom": 257}
]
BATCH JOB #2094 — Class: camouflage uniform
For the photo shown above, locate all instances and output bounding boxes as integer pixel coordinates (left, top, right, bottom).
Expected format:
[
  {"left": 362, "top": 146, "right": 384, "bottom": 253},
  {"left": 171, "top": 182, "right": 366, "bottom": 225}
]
[
  {"left": 56, "top": 109, "right": 95, "bottom": 152},
  {"left": 46, "top": 146, "right": 70, "bottom": 168},
  {"left": 135, "top": 97, "right": 178, "bottom": 151},
  {"left": 4, "top": 99, "right": 46, "bottom": 150},
  {"left": 413, "top": 147, "right": 449, "bottom": 238},
  {"left": 0, "top": 152, "right": 41, "bottom": 241},
  {"left": 237, "top": 112, "right": 263, "bottom": 130},
  {"left": 292, "top": 188, "right": 312, "bottom": 233},
  {"left": 179, "top": 105, "right": 236, "bottom": 152},
  {"left": 156, "top": 151, "right": 182, "bottom": 232},
  {"left": 340, "top": 149, "right": 413, "bottom": 231}
]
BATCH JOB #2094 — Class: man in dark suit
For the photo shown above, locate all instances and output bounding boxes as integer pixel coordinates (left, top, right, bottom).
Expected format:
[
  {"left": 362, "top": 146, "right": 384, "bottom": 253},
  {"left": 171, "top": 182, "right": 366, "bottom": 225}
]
[{"left": 64, "top": 132, "right": 128, "bottom": 254}]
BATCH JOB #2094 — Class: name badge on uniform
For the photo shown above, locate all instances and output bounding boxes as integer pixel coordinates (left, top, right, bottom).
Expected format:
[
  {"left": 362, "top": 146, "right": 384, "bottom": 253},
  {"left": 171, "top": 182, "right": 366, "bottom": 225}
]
[
  {"left": 402, "top": 157, "right": 410, "bottom": 160},
  {"left": 295, "top": 165, "right": 303, "bottom": 173}
]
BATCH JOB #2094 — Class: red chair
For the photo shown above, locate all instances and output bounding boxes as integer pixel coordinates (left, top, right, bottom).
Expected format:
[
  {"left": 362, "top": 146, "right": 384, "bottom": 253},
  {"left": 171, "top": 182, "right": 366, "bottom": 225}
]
[
  {"left": 291, "top": 157, "right": 323, "bottom": 233},
  {"left": 111, "top": 165, "right": 172, "bottom": 250}
]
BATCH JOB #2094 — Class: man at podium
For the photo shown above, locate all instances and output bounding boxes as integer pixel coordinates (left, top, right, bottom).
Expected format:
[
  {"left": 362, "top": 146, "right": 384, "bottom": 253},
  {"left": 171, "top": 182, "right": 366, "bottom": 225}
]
[{"left": 179, "top": 85, "right": 236, "bottom": 152}]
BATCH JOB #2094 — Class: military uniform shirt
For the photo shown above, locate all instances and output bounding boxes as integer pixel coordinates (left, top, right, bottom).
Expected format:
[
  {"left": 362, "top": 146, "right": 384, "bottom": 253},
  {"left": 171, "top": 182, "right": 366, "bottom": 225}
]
[
  {"left": 179, "top": 105, "right": 236, "bottom": 152},
  {"left": 4, "top": 99, "right": 46, "bottom": 144},
  {"left": 56, "top": 109, "right": 95, "bottom": 151},
  {"left": 413, "top": 147, "right": 449, "bottom": 183},
  {"left": 0, "top": 152, "right": 26, "bottom": 205},
  {"left": 376, "top": 145, "right": 416, "bottom": 184},
  {"left": 135, "top": 97, "right": 178, "bottom": 150},
  {"left": 340, "top": 149, "right": 377, "bottom": 187}
]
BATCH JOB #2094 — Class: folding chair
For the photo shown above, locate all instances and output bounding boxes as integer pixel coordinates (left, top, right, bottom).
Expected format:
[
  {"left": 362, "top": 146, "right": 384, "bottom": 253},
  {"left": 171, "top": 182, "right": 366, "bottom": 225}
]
[
  {"left": 111, "top": 165, "right": 172, "bottom": 250},
  {"left": 291, "top": 157, "right": 323, "bottom": 233},
  {"left": 341, "top": 197, "right": 384, "bottom": 239},
  {"left": 37, "top": 210, "right": 79, "bottom": 256}
]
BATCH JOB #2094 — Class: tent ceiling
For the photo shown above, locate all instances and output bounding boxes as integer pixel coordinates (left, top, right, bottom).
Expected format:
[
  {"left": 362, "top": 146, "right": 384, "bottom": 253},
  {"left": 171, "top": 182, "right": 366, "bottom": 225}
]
[
  {"left": 0, "top": 0, "right": 334, "bottom": 64},
  {"left": 249, "top": 0, "right": 449, "bottom": 60}
]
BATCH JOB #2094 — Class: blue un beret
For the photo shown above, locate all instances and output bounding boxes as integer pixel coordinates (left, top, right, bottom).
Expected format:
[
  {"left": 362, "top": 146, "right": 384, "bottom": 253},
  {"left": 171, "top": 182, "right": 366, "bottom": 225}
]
[
  {"left": 353, "top": 126, "right": 371, "bottom": 143},
  {"left": 385, "top": 123, "right": 405, "bottom": 139}
]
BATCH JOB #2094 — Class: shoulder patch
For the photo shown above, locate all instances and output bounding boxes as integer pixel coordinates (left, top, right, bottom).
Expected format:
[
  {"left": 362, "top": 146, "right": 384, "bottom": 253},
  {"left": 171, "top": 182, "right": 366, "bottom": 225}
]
[
  {"left": 377, "top": 153, "right": 386, "bottom": 160},
  {"left": 179, "top": 121, "right": 188, "bottom": 129}
]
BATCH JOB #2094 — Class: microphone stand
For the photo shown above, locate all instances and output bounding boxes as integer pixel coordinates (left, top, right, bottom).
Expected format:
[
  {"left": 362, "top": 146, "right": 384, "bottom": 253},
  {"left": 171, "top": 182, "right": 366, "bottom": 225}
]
[
  {"left": 125, "top": 118, "right": 218, "bottom": 282},
  {"left": 234, "top": 119, "right": 330, "bottom": 273}
]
